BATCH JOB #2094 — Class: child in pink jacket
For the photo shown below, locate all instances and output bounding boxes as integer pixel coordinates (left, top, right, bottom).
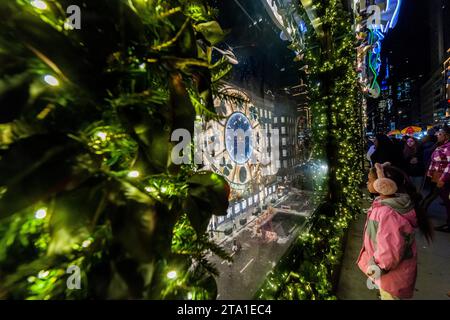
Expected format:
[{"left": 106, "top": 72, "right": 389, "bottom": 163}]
[{"left": 358, "top": 163, "right": 433, "bottom": 300}]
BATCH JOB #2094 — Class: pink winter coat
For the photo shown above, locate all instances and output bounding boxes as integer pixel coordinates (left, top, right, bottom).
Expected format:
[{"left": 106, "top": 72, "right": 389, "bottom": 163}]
[{"left": 357, "top": 194, "right": 418, "bottom": 299}]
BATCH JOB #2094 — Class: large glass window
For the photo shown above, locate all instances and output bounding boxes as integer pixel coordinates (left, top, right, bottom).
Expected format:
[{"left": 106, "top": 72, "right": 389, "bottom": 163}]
[{"left": 200, "top": 0, "right": 333, "bottom": 300}]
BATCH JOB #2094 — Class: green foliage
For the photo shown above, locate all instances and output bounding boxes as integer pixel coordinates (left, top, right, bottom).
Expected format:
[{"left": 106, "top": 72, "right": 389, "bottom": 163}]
[
  {"left": 0, "top": 0, "right": 231, "bottom": 299},
  {"left": 172, "top": 214, "right": 230, "bottom": 275}
]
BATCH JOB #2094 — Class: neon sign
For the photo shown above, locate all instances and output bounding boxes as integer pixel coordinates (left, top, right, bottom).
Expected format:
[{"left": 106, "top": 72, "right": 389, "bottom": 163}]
[{"left": 355, "top": 0, "right": 402, "bottom": 98}]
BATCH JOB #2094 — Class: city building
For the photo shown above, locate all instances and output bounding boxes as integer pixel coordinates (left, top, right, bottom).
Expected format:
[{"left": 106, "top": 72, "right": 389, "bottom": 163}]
[
  {"left": 205, "top": 0, "right": 306, "bottom": 231},
  {"left": 366, "top": 62, "right": 395, "bottom": 134},
  {"left": 203, "top": 84, "right": 301, "bottom": 229},
  {"left": 420, "top": 0, "right": 450, "bottom": 125},
  {"left": 420, "top": 67, "right": 447, "bottom": 124},
  {"left": 272, "top": 95, "right": 299, "bottom": 183},
  {"left": 394, "top": 77, "right": 422, "bottom": 128}
]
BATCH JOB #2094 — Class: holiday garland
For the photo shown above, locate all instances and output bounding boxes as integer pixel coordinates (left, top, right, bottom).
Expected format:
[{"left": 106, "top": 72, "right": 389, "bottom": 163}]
[
  {"left": 0, "top": 0, "right": 232, "bottom": 299},
  {"left": 256, "top": 0, "right": 364, "bottom": 299}
]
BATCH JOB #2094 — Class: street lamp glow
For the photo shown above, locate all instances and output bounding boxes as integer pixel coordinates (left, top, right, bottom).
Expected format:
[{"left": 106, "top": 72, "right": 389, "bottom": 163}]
[
  {"left": 167, "top": 270, "right": 177, "bottom": 280},
  {"left": 44, "top": 75, "right": 59, "bottom": 86},
  {"left": 35, "top": 208, "right": 47, "bottom": 219},
  {"left": 31, "top": 0, "right": 48, "bottom": 10},
  {"left": 128, "top": 170, "right": 140, "bottom": 178}
]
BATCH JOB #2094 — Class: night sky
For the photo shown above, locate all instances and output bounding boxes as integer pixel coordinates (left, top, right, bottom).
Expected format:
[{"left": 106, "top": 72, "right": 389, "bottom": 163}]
[{"left": 382, "top": 0, "right": 430, "bottom": 80}]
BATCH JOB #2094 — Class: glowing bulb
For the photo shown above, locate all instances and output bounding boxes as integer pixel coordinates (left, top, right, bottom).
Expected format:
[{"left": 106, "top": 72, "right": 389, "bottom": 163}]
[
  {"left": 38, "top": 270, "right": 49, "bottom": 279},
  {"left": 27, "top": 276, "right": 36, "bottom": 283},
  {"left": 35, "top": 208, "right": 47, "bottom": 219},
  {"left": 160, "top": 186, "right": 167, "bottom": 193},
  {"left": 139, "top": 63, "right": 146, "bottom": 70},
  {"left": 82, "top": 240, "right": 92, "bottom": 248},
  {"left": 64, "top": 20, "right": 75, "bottom": 30},
  {"left": 187, "top": 292, "right": 193, "bottom": 300},
  {"left": 31, "top": 0, "right": 47, "bottom": 10},
  {"left": 44, "top": 75, "right": 59, "bottom": 86},
  {"left": 128, "top": 170, "right": 140, "bottom": 178},
  {"left": 167, "top": 270, "right": 177, "bottom": 280},
  {"left": 145, "top": 186, "right": 156, "bottom": 193},
  {"left": 96, "top": 131, "right": 107, "bottom": 141}
]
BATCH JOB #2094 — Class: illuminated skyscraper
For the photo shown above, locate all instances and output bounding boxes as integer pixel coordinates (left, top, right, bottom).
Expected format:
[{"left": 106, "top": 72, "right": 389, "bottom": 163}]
[{"left": 420, "top": 0, "right": 450, "bottom": 125}]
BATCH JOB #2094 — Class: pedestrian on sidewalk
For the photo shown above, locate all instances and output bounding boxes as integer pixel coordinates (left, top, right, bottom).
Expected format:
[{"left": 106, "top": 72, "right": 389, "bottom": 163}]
[
  {"left": 358, "top": 163, "right": 433, "bottom": 300},
  {"left": 402, "top": 137, "right": 424, "bottom": 190},
  {"left": 227, "top": 259, "right": 233, "bottom": 277},
  {"left": 421, "top": 129, "right": 438, "bottom": 172},
  {"left": 419, "top": 130, "right": 437, "bottom": 192},
  {"left": 422, "top": 127, "right": 450, "bottom": 233},
  {"left": 231, "top": 239, "right": 241, "bottom": 254},
  {"left": 370, "top": 134, "right": 405, "bottom": 169}
]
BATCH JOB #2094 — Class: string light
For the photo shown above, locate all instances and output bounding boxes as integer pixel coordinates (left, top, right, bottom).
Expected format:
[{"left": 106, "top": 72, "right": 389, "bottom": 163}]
[
  {"left": 64, "top": 20, "right": 75, "bottom": 31},
  {"left": 31, "top": 0, "right": 47, "bottom": 10},
  {"left": 96, "top": 131, "right": 107, "bottom": 141},
  {"left": 43, "top": 75, "right": 59, "bottom": 87},
  {"left": 35, "top": 208, "right": 47, "bottom": 219},
  {"left": 167, "top": 270, "right": 177, "bottom": 280},
  {"left": 38, "top": 270, "right": 49, "bottom": 279},
  {"left": 82, "top": 240, "right": 92, "bottom": 248},
  {"left": 127, "top": 170, "right": 140, "bottom": 178}
]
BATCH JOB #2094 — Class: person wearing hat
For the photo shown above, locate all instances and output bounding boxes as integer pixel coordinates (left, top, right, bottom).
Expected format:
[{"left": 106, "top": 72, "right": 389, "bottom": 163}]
[
  {"left": 359, "top": 163, "right": 433, "bottom": 300},
  {"left": 422, "top": 127, "right": 450, "bottom": 233}
]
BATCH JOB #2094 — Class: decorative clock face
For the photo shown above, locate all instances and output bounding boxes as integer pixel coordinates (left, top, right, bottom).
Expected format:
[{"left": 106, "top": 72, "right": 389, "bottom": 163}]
[
  {"left": 201, "top": 86, "right": 271, "bottom": 190},
  {"left": 225, "top": 112, "right": 253, "bottom": 164}
]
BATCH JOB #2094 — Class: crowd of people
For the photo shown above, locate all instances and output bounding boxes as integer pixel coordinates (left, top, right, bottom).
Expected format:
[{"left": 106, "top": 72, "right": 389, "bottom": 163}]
[
  {"left": 366, "top": 127, "right": 450, "bottom": 233},
  {"left": 359, "top": 126, "right": 450, "bottom": 300}
]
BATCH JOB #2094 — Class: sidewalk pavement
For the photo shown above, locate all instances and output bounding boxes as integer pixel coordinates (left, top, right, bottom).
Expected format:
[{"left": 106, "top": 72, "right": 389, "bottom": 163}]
[{"left": 337, "top": 192, "right": 450, "bottom": 300}]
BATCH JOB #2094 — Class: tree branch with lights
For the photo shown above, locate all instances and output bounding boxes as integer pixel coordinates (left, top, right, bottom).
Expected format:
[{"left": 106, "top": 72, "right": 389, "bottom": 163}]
[{"left": 0, "top": 0, "right": 232, "bottom": 300}]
